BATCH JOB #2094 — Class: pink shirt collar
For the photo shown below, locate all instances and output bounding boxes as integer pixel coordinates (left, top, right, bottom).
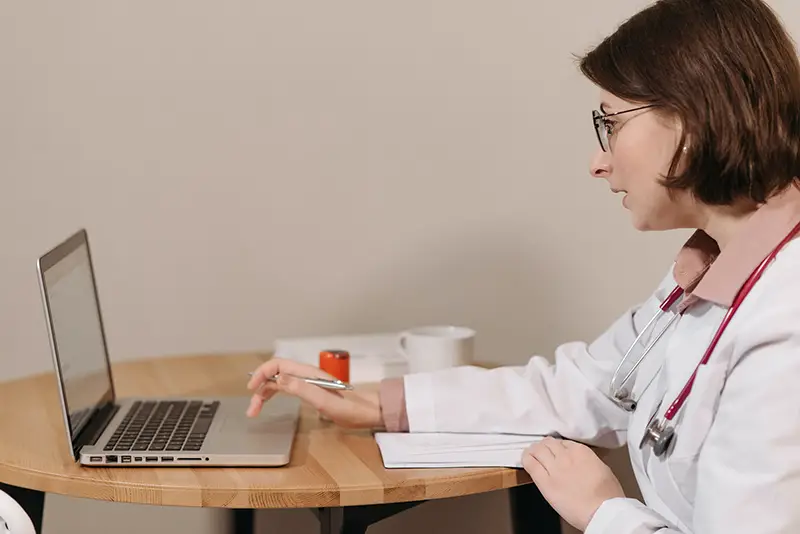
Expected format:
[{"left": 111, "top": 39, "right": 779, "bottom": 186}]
[{"left": 672, "top": 183, "right": 800, "bottom": 308}]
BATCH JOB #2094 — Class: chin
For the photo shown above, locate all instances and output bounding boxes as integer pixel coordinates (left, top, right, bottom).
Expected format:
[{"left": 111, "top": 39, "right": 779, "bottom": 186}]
[
  {"left": 630, "top": 213, "right": 680, "bottom": 232},
  {"left": 628, "top": 209, "right": 660, "bottom": 231},
  {"left": 631, "top": 219, "right": 654, "bottom": 232}
]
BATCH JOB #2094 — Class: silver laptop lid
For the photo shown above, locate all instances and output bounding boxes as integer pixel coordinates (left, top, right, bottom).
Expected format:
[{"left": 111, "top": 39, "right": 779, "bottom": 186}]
[{"left": 37, "top": 229, "right": 117, "bottom": 459}]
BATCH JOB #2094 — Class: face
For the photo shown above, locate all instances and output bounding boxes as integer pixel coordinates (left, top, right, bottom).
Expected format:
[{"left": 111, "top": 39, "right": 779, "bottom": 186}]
[{"left": 590, "top": 90, "right": 698, "bottom": 231}]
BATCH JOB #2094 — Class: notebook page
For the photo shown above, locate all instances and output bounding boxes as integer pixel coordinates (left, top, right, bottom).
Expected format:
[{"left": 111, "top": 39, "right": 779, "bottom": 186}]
[{"left": 374, "top": 432, "right": 545, "bottom": 469}]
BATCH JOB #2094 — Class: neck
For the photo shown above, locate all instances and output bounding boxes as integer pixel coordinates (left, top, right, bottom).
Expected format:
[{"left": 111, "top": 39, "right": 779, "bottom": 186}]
[{"left": 700, "top": 202, "right": 758, "bottom": 250}]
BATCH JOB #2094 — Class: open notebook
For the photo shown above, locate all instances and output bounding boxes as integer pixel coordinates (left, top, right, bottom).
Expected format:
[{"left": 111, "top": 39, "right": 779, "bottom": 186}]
[{"left": 374, "top": 432, "right": 546, "bottom": 468}]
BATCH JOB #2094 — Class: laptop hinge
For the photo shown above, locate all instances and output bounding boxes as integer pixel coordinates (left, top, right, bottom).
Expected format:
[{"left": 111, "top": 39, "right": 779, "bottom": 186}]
[{"left": 72, "top": 402, "right": 119, "bottom": 459}]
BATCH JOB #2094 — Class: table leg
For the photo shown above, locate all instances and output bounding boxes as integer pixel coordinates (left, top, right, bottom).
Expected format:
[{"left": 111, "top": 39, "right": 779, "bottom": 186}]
[
  {"left": 231, "top": 509, "right": 255, "bottom": 534},
  {"left": 318, "top": 507, "right": 343, "bottom": 534},
  {"left": 0, "top": 483, "right": 45, "bottom": 534},
  {"left": 508, "top": 483, "right": 561, "bottom": 534},
  {"left": 315, "top": 501, "right": 422, "bottom": 534}
]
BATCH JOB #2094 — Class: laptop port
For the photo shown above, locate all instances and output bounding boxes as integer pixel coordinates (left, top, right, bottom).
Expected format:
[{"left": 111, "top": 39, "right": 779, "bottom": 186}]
[
  {"left": 161, "top": 456, "right": 174, "bottom": 462},
  {"left": 106, "top": 455, "right": 118, "bottom": 463},
  {"left": 177, "top": 457, "right": 202, "bottom": 461},
  {"left": 134, "top": 457, "right": 142, "bottom": 462},
  {"left": 90, "top": 456, "right": 103, "bottom": 462},
  {"left": 145, "top": 457, "right": 158, "bottom": 462},
  {"left": 121, "top": 456, "right": 132, "bottom": 463}
]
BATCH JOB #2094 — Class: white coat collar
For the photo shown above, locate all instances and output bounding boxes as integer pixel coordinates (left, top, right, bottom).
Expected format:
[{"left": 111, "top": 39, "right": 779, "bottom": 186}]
[{"left": 672, "top": 182, "right": 800, "bottom": 308}]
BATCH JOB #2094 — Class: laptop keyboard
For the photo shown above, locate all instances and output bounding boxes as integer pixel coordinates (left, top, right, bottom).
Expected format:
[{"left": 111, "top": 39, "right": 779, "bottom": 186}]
[{"left": 103, "top": 400, "right": 219, "bottom": 452}]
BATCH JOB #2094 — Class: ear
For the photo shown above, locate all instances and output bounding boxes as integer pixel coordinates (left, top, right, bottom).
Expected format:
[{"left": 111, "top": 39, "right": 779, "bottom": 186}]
[{"left": 677, "top": 124, "right": 691, "bottom": 157}]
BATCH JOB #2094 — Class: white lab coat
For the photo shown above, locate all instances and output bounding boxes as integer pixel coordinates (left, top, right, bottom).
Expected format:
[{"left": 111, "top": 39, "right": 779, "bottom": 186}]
[{"left": 402, "top": 239, "right": 800, "bottom": 533}]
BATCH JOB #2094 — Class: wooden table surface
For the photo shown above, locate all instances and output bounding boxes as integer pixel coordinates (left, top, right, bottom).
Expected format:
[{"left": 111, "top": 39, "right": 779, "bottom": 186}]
[{"left": 0, "top": 353, "right": 531, "bottom": 509}]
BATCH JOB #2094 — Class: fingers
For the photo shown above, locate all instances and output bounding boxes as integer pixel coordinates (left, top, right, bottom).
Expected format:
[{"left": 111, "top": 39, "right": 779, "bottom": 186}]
[
  {"left": 246, "top": 357, "right": 321, "bottom": 417},
  {"left": 246, "top": 381, "right": 280, "bottom": 417},
  {"left": 245, "top": 357, "right": 354, "bottom": 421},
  {"left": 543, "top": 435, "right": 567, "bottom": 446},
  {"left": 538, "top": 436, "right": 566, "bottom": 456},
  {"left": 532, "top": 440, "right": 557, "bottom": 461},
  {"left": 522, "top": 451, "right": 548, "bottom": 480},
  {"left": 527, "top": 443, "right": 552, "bottom": 472},
  {"left": 276, "top": 373, "right": 342, "bottom": 412},
  {"left": 526, "top": 436, "right": 569, "bottom": 468},
  {"left": 246, "top": 391, "right": 266, "bottom": 417},
  {"left": 248, "top": 371, "right": 345, "bottom": 417},
  {"left": 247, "top": 357, "right": 334, "bottom": 391}
]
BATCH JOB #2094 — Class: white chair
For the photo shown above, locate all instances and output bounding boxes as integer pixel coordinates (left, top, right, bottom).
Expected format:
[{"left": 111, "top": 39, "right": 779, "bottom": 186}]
[{"left": 0, "top": 489, "right": 35, "bottom": 534}]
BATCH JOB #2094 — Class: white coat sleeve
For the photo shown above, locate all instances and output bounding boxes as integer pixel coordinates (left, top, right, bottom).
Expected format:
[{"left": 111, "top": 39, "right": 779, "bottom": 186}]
[
  {"left": 402, "top": 268, "right": 678, "bottom": 448},
  {"left": 584, "top": 279, "right": 800, "bottom": 534},
  {"left": 585, "top": 498, "right": 682, "bottom": 534}
]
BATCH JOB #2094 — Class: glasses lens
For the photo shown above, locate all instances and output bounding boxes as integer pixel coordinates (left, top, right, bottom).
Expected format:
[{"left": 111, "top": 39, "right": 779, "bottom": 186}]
[{"left": 592, "top": 110, "right": 610, "bottom": 152}]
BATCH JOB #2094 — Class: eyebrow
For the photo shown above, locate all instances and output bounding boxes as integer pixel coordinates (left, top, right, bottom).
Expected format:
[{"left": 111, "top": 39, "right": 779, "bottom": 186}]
[{"left": 600, "top": 101, "right": 613, "bottom": 113}]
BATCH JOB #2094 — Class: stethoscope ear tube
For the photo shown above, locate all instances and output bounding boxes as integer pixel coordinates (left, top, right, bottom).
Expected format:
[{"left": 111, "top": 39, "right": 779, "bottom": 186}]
[
  {"left": 610, "top": 286, "right": 685, "bottom": 413},
  {"left": 639, "top": 219, "right": 800, "bottom": 457}
]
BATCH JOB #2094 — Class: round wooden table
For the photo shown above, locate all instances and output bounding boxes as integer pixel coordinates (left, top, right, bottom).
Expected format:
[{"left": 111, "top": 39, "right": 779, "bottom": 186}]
[{"left": 0, "top": 352, "right": 559, "bottom": 534}]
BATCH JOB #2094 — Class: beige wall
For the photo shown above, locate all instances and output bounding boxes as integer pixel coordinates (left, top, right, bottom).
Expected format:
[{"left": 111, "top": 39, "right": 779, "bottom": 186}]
[{"left": 2, "top": 1, "right": 798, "bottom": 533}]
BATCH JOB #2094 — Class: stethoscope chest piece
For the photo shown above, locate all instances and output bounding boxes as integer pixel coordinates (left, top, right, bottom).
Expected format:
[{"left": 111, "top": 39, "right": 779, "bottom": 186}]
[{"left": 640, "top": 417, "right": 676, "bottom": 457}]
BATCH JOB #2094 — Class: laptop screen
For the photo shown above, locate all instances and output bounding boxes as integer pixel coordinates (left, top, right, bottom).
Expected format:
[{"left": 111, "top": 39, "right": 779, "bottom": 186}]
[{"left": 39, "top": 231, "right": 114, "bottom": 441}]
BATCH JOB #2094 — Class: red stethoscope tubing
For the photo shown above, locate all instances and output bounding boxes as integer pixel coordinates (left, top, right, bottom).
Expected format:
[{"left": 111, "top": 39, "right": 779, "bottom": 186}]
[
  {"left": 659, "top": 285, "right": 685, "bottom": 312},
  {"left": 661, "top": 219, "right": 800, "bottom": 421}
]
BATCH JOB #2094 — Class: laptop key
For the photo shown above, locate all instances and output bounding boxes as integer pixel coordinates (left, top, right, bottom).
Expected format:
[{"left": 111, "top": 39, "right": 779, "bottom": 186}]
[
  {"left": 102, "top": 399, "right": 221, "bottom": 454},
  {"left": 190, "top": 418, "right": 212, "bottom": 435}
]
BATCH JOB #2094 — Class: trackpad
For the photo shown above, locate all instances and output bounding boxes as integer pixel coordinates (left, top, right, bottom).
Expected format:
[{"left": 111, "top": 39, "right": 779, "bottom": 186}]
[
  {"left": 205, "top": 395, "right": 301, "bottom": 455},
  {"left": 222, "top": 410, "right": 298, "bottom": 434}
]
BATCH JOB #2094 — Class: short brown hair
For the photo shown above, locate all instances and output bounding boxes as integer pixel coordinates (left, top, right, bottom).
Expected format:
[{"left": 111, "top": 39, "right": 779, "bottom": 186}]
[{"left": 578, "top": 0, "right": 800, "bottom": 206}]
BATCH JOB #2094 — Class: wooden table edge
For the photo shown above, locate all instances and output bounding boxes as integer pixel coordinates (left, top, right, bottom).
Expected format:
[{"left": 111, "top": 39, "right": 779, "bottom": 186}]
[
  {"left": 0, "top": 462, "right": 532, "bottom": 508},
  {"left": 0, "top": 352, "right": 534, "bottom": 508}
]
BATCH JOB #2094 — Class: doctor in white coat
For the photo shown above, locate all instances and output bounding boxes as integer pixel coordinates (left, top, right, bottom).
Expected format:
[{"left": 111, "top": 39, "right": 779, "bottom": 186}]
[{"left": 246, "top": 0, "right": 800, "bottom": 532}]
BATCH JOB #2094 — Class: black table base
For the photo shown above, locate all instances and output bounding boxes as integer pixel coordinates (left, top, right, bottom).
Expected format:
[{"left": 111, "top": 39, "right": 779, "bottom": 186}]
[{"left": 1, "top": 481, "right": 560, "bottom": 534}]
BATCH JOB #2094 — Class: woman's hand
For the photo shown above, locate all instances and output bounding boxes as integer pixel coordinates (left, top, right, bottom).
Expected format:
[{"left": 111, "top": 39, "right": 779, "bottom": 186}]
[
  {"left": 246, "top": 357, "right": 383, "bottom": 429},
  {"left": 522, "top": 436, "right": 625, "bottom": 532}
]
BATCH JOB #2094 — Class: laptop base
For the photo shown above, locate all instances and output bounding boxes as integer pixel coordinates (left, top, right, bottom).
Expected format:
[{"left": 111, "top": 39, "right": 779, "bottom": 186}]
[{"left": 79, "top": 395, "right": 300, "bottom": 467}]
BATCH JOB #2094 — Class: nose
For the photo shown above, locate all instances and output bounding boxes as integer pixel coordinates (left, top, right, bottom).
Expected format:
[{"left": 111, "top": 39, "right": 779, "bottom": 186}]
[{"left": 590, "top": 148, "right": 612, "bottom": 178}]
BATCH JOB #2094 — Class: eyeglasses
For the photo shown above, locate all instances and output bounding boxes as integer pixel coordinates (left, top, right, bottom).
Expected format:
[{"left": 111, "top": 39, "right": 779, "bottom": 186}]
[{"left": 592, "top": 104, "right": 655, "bottom": 152}]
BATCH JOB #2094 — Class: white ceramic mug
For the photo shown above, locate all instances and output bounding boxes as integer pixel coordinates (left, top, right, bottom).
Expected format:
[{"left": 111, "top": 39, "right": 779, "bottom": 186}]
[{"left": 399, "top": 326, "right": 475, "bottom": 374}]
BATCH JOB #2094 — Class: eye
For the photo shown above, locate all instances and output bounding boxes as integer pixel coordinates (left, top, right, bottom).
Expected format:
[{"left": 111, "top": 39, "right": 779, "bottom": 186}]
[{"left": 603, "top": 119, "right": 616, "bottom": 137}]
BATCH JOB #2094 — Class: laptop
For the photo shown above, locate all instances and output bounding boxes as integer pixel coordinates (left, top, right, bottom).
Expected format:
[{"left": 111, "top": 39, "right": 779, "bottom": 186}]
[{"left": 36, "top": 228, "right": 301, "bottom": 467}]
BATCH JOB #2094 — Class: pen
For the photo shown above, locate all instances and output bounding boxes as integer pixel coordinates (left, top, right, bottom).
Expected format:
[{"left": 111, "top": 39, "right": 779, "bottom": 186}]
[{"left": 247, "top": 372, "right": 354, "bottom": 391}]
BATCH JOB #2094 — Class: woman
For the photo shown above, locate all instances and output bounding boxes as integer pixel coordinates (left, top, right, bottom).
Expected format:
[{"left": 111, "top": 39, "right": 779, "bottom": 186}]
[{"left": 247, "top": 0, "right": 800, "bottom": 532}]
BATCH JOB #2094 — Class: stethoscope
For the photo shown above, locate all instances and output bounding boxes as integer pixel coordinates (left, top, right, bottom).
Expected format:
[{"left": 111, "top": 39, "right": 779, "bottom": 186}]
[{"left": 610, "top": 219, "right": 800, "bottom": 457}]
